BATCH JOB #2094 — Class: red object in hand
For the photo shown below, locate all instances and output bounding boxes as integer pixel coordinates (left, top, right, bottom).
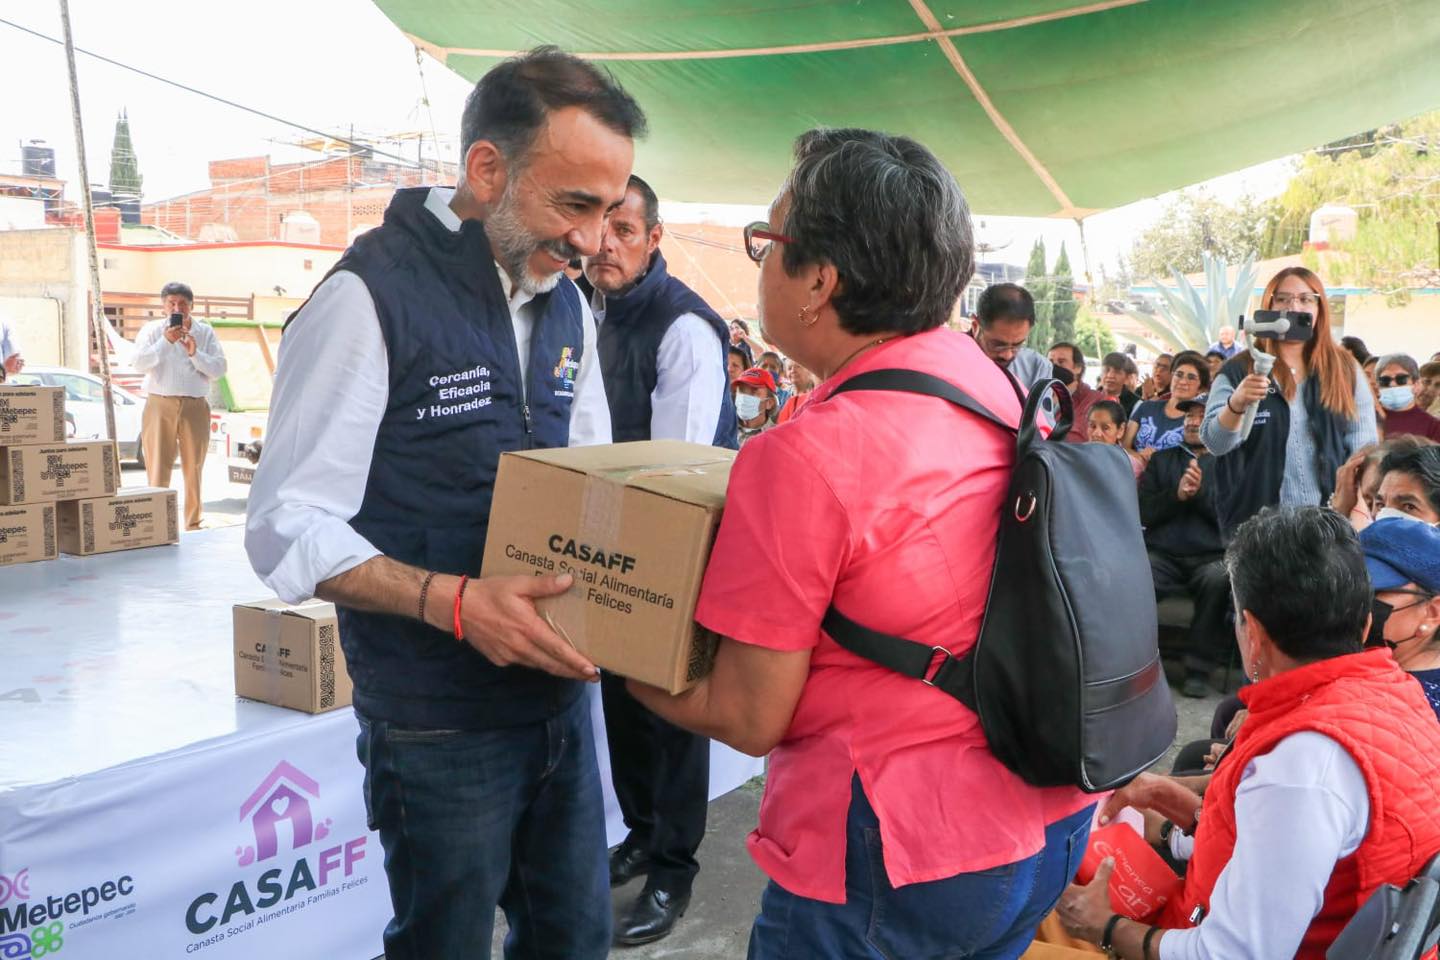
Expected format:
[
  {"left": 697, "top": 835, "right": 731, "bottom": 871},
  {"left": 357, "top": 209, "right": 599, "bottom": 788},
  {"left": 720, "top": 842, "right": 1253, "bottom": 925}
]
[
  {"left": 1076, "top": 822, "right": 1183, "bottom": 922},
  {"left": 453, "top": 575, "right": 469, "bottom": 643}
]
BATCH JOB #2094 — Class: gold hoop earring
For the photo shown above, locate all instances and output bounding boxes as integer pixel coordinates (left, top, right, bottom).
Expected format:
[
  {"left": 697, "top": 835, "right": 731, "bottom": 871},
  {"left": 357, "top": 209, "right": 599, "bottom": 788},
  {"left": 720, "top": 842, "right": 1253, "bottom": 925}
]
[{"left": 799, "top": 306, "right": 817, "bottom": 328}]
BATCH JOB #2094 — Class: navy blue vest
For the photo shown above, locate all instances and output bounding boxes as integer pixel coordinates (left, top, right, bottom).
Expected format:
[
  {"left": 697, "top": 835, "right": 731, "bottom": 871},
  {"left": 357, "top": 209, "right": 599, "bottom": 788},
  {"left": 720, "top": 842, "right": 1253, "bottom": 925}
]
[
  {"left": 1211, "top": 354, "right": 1350, "bottom": 539},
  {"left": 316, "top": 187, "right": 586, "bottom": 729},
  {"left": 586, "top": 251, "right": 738, "bottom": 448}
]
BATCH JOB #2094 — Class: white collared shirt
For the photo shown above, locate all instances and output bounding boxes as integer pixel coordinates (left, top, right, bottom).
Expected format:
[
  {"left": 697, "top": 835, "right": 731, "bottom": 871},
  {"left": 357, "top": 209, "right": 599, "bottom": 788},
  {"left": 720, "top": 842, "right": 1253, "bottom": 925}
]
[
  {"left": 131, "top": 317, "right": 227, "bottom": 397},
  {"left": 590, "top": 290, "right": 725, "bottom": 444},
  {"left": 245, "top": 186, "right": 611, "bottom": 604}
]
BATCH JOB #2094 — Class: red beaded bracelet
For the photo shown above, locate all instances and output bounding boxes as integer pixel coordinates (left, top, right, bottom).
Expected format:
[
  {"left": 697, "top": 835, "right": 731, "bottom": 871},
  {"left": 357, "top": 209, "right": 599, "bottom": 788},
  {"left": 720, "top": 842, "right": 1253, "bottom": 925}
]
[{"left": 453, "top": 575, "right": 470, "bottom": 643}]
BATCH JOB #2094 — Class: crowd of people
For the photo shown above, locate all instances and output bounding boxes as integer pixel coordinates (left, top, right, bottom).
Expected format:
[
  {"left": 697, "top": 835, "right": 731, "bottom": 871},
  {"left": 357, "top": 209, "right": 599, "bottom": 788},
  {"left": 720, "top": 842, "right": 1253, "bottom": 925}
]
[{"left": 226, "top": 42, "right": 1440, "bottom": 960}]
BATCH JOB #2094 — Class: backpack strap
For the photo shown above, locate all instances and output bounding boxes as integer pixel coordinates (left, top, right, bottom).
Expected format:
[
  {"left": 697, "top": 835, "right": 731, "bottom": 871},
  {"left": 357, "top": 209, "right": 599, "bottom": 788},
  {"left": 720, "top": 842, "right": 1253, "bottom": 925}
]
[
  {"left": 820, "top": 367, "right": 1025, "bottom": 712},
  {"left": 828, "top": 369, "right": 1020, "bottom": 434}
]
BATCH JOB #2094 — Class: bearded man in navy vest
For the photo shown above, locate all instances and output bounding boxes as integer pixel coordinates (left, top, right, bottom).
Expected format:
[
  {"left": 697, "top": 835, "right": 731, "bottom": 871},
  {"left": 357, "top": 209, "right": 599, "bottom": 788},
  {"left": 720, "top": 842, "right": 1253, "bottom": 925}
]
[
  {"left": 245, "top": 48, "right": 645, "bottom": 960},
  {"left": 578, "top": 174, "right": 737, "bottom": 945}
]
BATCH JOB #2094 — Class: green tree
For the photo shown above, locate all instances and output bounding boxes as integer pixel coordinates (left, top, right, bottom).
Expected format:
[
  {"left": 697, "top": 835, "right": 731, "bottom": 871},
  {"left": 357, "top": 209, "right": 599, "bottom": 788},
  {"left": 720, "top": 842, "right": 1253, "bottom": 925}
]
[
  {"left": 1074, "top": 305, "right": 1117, "bottom": 360},
  {"left": 108, "top": 109, "right": 142, "bottom": 201},
  {"left": 1051, "top": 242, "right": 1077, "bottom": 344},
  {"left": 1260, "top": 110, "right": 1440, "bottom": 302},
  {"left": 1129, "top": 193, "right": 1269, "bottom": 281},
  {"left": 1024, "top": 238, "right": 1054, "bottom": 349}
]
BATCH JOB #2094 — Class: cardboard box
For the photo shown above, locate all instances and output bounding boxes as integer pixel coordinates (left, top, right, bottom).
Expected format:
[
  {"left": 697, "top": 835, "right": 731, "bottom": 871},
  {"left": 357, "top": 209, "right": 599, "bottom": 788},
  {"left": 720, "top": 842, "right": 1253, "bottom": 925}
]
[
  {"left": 0, "top": 502, "right": 58, "bottom": 566},
  {"left": 57, "top": 487, "right": 179, "bottom": 556},
  {"left": 0, "top": 440, "right": 119, "bottom": 504},
  {"left": 481, "top": 440, "right": 735, "bottom": 693},
  {"left": 0, "top": 386, "right": 65, "bottom": 445},
  {"left": 233, "top": 599, "right": 353, "bottom": 713}
]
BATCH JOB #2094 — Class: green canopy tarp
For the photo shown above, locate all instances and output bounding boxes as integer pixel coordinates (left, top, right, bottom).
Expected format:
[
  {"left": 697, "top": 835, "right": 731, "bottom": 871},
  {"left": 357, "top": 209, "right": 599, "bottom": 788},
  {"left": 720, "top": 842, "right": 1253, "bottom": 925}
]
[{"left": 375, "top": 0, "right": 1440, "bottom": 216}]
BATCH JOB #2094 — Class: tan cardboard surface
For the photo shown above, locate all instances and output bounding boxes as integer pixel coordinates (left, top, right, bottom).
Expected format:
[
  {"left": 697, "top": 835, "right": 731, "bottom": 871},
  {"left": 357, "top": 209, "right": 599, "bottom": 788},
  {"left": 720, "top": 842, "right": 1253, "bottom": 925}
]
[
  {"left": 0, "top": 386, "right": 65, "bottom": 445},
  {"left": 0, "top": 502, "right": 57, "bottom": 566},
  {"left": 233, "top": 599, "right": 352, "bottom": 713},
  {"left": 57, "top": 487, "right": 179, "bottom": 555},
  {"left": 0, "top": 441, "right": 119, "bottom": 504},
  {"left": 483, "top": 441, "right": 734, "bottom": 693}
]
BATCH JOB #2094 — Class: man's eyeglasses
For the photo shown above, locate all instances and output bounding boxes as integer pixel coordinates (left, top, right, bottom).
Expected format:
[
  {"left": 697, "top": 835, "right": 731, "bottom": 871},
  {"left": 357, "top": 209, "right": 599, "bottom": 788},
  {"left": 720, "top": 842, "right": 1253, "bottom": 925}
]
[
  {"left": 744, "top": 222, "right": 794, "bottom": 265},
  {"left": 1379, "top": 375, "right": 1414, "bottom": 387},
  {"left": 1272, "top": 292, "right": 1320, "bottom": 308}
]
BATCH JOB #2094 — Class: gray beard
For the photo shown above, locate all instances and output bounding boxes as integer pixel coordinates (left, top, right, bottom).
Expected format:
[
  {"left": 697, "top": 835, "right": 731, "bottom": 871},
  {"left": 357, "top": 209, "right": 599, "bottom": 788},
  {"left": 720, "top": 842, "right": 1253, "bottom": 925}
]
[{"left": 486, "top": 185, "right": 572, "bottom": 296}]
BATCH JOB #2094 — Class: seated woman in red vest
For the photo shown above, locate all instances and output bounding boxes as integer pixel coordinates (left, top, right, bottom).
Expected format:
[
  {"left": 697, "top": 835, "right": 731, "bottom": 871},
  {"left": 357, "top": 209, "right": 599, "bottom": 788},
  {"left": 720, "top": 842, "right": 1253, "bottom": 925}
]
[{"left": 1055, "top": 506, "right": 1440, "bottom": 960}]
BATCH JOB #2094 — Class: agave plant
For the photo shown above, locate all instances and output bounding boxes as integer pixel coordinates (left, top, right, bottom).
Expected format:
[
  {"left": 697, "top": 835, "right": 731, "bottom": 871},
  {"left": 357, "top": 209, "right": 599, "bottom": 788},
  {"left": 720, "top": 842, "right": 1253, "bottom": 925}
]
[{"left": 1124, "top": 252, "right": 1258, "bottom": 353}]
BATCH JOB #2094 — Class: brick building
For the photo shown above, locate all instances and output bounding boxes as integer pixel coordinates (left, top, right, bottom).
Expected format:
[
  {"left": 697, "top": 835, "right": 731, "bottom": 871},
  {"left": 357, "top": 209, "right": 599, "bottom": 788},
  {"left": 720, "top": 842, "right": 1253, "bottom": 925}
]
[{"left": 142, "top": 154, "right": 456, "bottom": 247}]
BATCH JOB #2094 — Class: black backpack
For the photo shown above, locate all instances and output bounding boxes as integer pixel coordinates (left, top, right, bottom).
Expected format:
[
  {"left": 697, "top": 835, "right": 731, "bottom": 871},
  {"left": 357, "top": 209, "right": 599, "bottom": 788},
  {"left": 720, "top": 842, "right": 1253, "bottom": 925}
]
[{"left": 822, "top": 370, "right": 1176, "bottom": 792}]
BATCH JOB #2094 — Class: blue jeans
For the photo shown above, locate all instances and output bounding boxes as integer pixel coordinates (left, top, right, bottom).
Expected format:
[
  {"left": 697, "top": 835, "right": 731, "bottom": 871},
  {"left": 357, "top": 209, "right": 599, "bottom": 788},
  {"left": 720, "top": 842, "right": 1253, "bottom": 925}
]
[
  {"left": 749, "top": 777, "right": 1094, "bottom": 960},
  {"left": 355, "top": 693, "right": 610, "bottom": 959}
]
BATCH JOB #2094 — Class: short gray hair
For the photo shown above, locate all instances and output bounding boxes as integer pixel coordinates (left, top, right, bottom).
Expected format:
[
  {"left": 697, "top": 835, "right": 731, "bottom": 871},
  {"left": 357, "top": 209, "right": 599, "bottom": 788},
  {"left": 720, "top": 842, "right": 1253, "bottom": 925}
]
[
  {"left": 780, "top": 128, "right": 974, "bottom": 336},
  {"left": 1377, "top": 353, "right": 1419, "bottom": 379}
]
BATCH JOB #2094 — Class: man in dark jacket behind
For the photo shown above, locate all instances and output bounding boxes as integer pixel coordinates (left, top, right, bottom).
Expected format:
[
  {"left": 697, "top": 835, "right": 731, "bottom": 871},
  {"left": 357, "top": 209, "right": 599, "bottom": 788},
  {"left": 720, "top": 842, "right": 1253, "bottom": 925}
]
[{"left": 1140, "top": 395, "right": 1230, "bottom": 698}]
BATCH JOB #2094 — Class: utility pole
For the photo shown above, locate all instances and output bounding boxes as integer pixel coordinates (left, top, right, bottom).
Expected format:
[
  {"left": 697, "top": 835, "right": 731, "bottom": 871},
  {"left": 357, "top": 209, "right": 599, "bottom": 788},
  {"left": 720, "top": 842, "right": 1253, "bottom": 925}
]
[{"left": 59, "top": 0, "right": 117, "bottom": 442}]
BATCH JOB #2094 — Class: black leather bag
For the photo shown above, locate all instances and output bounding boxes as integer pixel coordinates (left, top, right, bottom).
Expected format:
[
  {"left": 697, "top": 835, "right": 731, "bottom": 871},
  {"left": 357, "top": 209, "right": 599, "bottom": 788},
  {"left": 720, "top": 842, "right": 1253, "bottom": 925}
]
[{"left": 822, "top": 370, "right": 1177, "bottom": 792}]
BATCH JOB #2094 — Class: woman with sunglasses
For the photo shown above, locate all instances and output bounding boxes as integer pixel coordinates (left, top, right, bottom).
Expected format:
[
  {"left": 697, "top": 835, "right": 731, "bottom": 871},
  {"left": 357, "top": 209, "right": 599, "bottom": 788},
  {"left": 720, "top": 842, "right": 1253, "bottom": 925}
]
[
  {"left": 627, "top": 128, "right": 1095, "bottom": 959},
  {"left": 1361, "top": 516, "right": 1440, "bottom": 721},
  {"left": 1201, "top": 267, "right": 1377, "bottom": 538},
  {"left": 1374, "top": 353, "right": 1440, "bottom": 441}
]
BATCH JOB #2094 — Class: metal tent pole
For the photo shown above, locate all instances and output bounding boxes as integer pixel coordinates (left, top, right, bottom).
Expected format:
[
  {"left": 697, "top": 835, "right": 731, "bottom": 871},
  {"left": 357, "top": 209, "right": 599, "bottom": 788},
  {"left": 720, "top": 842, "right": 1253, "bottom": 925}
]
[{"left": 59, "top": 0, "right": 117, "bottom": 443}]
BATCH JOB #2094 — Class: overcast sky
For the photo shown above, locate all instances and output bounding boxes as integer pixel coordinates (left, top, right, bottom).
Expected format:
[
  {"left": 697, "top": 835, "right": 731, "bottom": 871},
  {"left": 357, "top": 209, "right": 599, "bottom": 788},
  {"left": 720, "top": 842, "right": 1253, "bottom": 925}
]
[{"left": 0, "top": 0, "right": 1296, "bottom": 276}]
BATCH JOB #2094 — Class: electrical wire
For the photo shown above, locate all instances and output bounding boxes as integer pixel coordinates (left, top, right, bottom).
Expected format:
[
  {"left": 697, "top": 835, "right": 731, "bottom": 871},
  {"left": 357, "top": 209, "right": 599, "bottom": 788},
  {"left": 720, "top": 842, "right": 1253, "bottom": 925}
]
[{"left": 0, "top": 14, "right": 441, "bottom": 174}]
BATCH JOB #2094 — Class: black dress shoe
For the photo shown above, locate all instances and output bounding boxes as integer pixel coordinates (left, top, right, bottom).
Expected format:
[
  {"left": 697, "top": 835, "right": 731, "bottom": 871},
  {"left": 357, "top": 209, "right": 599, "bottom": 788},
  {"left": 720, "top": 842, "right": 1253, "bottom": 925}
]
[
  {"left": 614, "top": 884, "right": 690, "bottom": 946},
  {"left": 608, "top": 843, "right": 652, "bottom": 887}
]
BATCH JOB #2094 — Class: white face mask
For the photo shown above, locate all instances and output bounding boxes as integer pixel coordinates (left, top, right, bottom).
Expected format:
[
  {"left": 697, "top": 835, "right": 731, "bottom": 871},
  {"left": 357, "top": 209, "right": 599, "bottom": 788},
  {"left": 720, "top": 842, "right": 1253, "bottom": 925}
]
[
  {"left": 735, "top": 393, "right": 764, "bottom": 422},
  {"left": 1380, "top": 386, "right": 1416, "bottom": 411},
  {"left": 1375, "top": 507, "right": 1433, "bottom": 525}
]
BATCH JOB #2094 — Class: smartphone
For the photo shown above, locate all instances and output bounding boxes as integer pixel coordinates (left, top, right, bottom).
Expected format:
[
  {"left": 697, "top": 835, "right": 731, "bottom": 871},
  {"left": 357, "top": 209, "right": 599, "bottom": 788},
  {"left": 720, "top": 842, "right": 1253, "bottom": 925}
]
[{"left": 168, "top": 313, "right": 184, "bottom": 329}]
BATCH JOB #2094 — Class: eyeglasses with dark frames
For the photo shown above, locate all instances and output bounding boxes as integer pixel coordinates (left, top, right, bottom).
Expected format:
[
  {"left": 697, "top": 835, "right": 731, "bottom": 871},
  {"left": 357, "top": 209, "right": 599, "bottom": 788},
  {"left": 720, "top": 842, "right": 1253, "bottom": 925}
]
[
  {"left": 1378, "top": 375, "right": 1414, "bottom": 387},
  {"left": 744, "top": 221, "right": 794, "bottom": 265}
]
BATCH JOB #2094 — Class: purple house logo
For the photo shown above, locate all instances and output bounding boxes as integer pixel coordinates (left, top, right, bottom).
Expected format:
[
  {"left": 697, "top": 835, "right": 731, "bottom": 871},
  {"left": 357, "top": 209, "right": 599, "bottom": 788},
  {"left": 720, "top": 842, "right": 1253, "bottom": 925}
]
[{"left": 235, "top": 761, "right": 332, "bottom": 867}]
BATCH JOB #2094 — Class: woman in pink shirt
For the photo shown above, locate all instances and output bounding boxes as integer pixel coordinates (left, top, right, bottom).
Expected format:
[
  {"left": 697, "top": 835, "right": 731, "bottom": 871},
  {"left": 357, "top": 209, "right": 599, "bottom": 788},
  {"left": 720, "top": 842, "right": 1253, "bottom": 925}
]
[{"left": 630, "top": 128, "right": 1095, "bottom": 958}]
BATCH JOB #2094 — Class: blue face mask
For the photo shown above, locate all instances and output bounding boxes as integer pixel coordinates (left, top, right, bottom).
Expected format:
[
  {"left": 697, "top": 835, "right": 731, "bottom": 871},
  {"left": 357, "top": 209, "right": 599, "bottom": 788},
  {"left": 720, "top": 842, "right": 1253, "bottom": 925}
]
[{"left": 1380, "top": 386, "right": 1415, "bottom": 411}]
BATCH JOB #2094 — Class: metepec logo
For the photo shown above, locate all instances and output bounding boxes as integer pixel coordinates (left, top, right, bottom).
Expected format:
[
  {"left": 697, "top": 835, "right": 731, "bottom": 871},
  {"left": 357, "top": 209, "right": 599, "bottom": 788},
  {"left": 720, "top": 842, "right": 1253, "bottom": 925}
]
[
  {"left": 182, "top": 760, "right": 368, "bottom": 952},
  {"left": 0, "top": 865, "right": 137, "bottom": 957}
]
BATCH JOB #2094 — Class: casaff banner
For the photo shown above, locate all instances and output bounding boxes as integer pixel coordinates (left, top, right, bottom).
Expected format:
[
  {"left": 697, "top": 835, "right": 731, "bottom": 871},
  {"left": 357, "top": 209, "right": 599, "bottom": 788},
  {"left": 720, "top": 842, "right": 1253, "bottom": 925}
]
[{"left": 0, "top": 711, "right": 388, "bottom": 959}]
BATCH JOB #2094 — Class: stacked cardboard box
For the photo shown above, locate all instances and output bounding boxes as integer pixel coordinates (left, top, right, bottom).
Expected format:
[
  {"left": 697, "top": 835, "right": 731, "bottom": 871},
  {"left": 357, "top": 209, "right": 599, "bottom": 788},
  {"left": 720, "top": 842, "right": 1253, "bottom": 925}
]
[{"left": 0, "top": 384, "right": 177, "bottom": 565}]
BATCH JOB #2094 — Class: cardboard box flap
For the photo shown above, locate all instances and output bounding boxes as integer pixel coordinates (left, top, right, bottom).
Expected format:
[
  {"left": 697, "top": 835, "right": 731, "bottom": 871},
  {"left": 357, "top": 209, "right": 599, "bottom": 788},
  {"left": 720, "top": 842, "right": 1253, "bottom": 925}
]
[
  {"left": 504, "top": 441, "right": 734, "bottom": 509},
  {"left": 236, "top": 597, "right": 337, "bottom": 621}
]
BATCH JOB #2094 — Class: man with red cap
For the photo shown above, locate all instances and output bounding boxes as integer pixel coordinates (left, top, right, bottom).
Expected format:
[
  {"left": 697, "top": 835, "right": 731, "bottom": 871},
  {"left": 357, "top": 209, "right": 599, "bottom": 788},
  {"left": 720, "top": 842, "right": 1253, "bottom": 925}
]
[{"left": 734, "top": 366, "right": 778, "bottom": 447}]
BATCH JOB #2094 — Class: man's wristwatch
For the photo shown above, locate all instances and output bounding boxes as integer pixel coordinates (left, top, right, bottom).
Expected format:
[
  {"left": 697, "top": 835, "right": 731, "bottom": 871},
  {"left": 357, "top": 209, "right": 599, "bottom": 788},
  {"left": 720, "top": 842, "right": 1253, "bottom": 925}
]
[{"left": 1158, "top": 819, "right": 1176, "bottom": 845}]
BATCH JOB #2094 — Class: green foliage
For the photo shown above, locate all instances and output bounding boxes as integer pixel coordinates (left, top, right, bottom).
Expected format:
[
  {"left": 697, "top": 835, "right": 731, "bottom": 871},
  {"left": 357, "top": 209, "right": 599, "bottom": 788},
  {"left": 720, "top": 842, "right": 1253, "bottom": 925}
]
[
  {"left": 1075, "top": 305, "right": 1117, "bottom": 360},
  {"left": 1052, "top": 242, "right": 1077, "bottom": 344},
  {"left": 1025, "top": 238, "right": 1055, "bottom": 349},
  {"left": 1262, "top": 111, "right": 1440, "bottom": 301},
  {"left": 108, "top": 110, "right": 142, "bottom": 200},
  {"left": 1130, "top": 193, "right": 1270, "bottom": 280},
  {"left": 1123, "top": 252, "right": 1257, "bottom": 353}
]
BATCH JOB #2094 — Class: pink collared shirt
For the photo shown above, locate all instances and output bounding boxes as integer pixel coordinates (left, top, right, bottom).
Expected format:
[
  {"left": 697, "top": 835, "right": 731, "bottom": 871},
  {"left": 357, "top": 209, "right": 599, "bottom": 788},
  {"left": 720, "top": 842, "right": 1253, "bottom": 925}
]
[{"left": 695, "top": 326, "right": 1092, "bottom": 904}]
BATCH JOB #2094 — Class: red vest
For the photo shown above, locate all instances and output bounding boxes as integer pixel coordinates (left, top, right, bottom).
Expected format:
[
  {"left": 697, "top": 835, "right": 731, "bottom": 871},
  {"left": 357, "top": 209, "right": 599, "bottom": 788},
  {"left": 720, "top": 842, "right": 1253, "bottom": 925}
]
[{"left": 1161, "top": 649, "right": 1440, "bottom": 958}]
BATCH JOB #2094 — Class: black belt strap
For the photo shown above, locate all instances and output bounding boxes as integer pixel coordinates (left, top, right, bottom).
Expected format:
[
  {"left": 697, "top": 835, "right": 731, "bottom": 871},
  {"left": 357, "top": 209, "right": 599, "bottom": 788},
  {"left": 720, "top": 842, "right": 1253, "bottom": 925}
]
[{"left": 820, "top": 368, "right": 1019, "bottom": 712}]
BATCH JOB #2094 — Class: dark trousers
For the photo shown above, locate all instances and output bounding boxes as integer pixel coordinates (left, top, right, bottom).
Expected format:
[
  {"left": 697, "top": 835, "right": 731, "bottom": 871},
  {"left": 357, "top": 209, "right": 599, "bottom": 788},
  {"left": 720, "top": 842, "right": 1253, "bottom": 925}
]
[
  {"left": 600, "top": 670, "right": 710, "bottom": 894},
  {"left": 748, "top": 777, "right": 1095, "bottom": 959},
  {"left": 355, "top": 694, "right": 610, "bottom": 960},
  {"left": 1149, "top": 549, "right": 1233, "bottom": 673}
]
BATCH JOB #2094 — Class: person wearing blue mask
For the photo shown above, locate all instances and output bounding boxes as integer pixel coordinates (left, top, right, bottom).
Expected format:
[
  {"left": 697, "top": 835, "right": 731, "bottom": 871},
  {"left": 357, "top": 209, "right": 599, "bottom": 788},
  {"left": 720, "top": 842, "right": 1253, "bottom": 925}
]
[
  {"left": 1360, "top": 517, "right": 1440, "bottom": 721},
  {"left": 1375, "top": 353, "right": 1440, "bottom": 441}
]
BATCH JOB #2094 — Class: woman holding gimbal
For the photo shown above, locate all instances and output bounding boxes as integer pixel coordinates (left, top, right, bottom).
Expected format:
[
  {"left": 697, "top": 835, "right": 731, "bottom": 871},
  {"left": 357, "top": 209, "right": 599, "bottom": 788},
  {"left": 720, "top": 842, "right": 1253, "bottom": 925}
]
[{"left": 1200, "top": 266, "right": 1376, "bottom": 538}]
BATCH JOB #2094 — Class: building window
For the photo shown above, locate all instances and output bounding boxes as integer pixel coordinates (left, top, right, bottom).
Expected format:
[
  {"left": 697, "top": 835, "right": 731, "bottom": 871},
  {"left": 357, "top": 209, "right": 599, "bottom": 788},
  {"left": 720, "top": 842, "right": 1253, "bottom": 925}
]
[{"left": 102, "top": 258, "right": 118, "bottom": 269}]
